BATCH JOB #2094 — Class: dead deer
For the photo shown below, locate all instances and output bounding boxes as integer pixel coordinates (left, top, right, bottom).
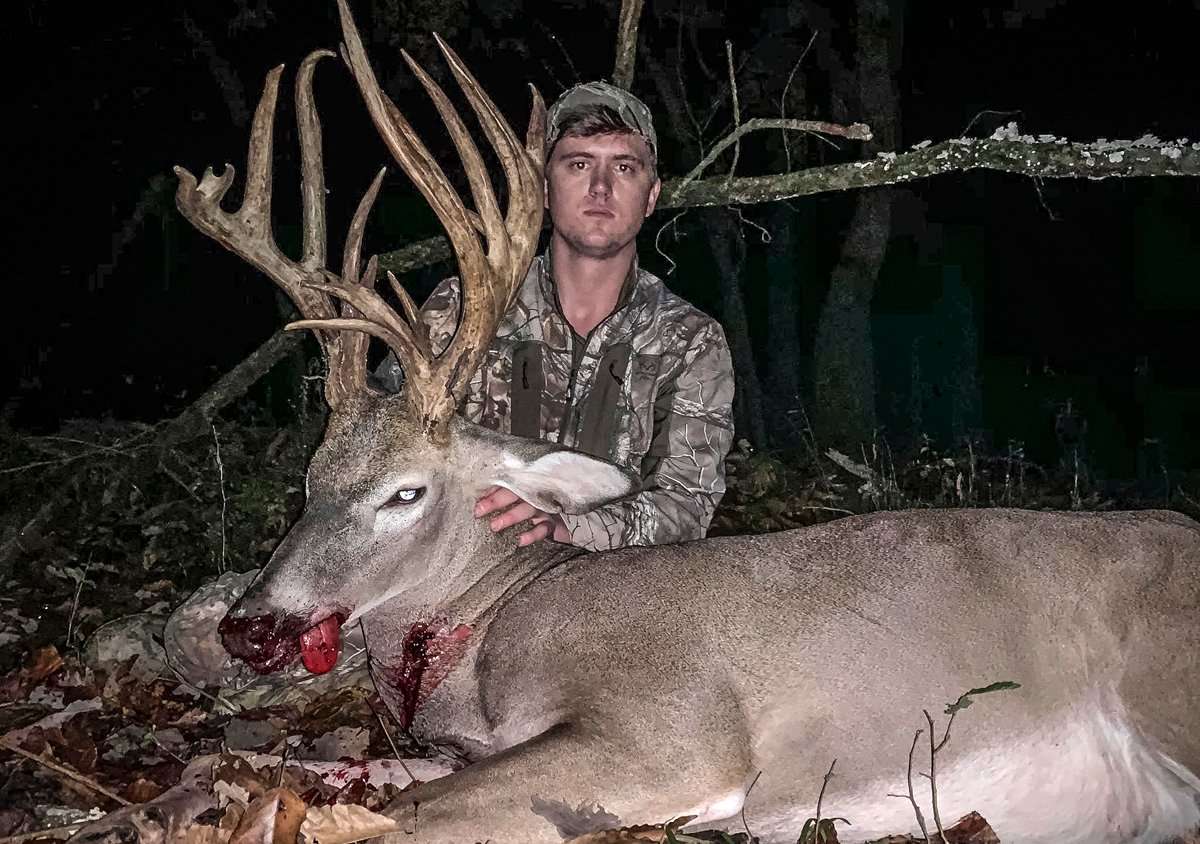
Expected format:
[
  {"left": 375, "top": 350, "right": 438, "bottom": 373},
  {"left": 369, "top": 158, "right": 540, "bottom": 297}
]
[{"left": 171, "top": 2, "right": 1200, "bottom": 841}]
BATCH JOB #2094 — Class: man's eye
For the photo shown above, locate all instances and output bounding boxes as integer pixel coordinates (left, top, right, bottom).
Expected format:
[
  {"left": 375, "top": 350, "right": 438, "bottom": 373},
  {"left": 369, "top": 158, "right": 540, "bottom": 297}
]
[
  {"left": 386, "top": 488, "right": 425, "bottom": 507},
  {"left": 570, "top": 161, "right": 587, "bottom": 170}
]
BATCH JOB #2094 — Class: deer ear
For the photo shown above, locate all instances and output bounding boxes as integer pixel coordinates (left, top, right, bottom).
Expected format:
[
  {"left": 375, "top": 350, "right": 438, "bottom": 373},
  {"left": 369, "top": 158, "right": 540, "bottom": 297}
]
[{"left": 490, "top": 450, "right": 637, "bottom": 515}]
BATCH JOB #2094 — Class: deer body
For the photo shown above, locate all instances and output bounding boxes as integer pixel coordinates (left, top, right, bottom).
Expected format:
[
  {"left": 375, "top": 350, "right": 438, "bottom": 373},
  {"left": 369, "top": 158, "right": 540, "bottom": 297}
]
[
  {"left": 382, "top": 503, "right": 1199, "bottom": 844},
  {"left": 171, "top": 4, "right": 1200, "bottom": 840},
  {"left": 220, "top": 401, "right": 1200, "bottom": 843}
]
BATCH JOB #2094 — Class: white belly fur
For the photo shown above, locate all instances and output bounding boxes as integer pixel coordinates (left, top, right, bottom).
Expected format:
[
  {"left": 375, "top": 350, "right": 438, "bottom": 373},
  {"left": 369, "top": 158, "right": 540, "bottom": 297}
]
[{"left": 745, "top": 705, "right": 1200, "bottom": 844}]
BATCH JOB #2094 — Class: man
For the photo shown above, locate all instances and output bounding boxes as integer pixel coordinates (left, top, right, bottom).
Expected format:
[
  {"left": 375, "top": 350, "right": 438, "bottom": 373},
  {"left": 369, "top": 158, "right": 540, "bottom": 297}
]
[{"left": 379, "top": 82, "right": 735, "bottom": 551}]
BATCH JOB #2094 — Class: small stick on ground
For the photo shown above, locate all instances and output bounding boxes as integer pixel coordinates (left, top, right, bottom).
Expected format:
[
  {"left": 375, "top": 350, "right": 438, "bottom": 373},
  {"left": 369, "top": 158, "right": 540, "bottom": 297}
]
[
  {"left": 0, "top": 821, "right": 91, "bottom": 843},
  {"left": 0, "top": 737, "right": 131, "bottom": 807}
]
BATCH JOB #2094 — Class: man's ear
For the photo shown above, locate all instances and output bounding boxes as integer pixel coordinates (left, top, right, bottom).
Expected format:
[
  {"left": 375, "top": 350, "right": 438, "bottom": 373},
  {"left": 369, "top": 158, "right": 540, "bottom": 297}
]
[
  {"left": 644, "top": 177, "right": 661, "bottom": 218},
  {"left": 489, "top": 449, "right": 638, "bottom": 515}
]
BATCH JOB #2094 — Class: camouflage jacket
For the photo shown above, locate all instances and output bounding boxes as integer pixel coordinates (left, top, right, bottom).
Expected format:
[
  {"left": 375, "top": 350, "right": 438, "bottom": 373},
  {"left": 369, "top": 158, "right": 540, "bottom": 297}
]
[{"left": 378, "top": 253, "right": 735, "bottom": 551}]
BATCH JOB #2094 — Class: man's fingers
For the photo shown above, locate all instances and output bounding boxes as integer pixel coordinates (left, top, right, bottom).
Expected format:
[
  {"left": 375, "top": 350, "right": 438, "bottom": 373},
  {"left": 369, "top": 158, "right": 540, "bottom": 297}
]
[
  {"left": 489, "top": 501, "right": 539, "bottom": 531},
  {"left": 475, "top": 486, "right": 520, "bottom": 517},
  {"left": 518, "top": 520, "right": 554, "bottom": 547}
]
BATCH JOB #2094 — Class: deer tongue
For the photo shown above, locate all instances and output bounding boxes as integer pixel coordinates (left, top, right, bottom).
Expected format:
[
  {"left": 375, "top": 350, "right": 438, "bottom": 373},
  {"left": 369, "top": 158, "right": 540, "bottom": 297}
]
[{"left": 299, "top": 615, "right": 341, "bottom": 674}]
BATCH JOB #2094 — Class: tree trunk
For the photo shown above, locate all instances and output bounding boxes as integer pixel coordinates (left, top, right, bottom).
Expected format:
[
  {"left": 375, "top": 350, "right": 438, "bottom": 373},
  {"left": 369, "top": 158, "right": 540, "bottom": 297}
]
[
  {"left": 811, "top": 0, "right": 900, "bottom": 448},
  {"left": 707, "top": 209, "right": 768, "bottom": 448},
  {"left": 813, "top": 190, "right": 891, "bottom": 447},
  {"left": 764, "top": 205, "right": 804, "bottom": 447}
]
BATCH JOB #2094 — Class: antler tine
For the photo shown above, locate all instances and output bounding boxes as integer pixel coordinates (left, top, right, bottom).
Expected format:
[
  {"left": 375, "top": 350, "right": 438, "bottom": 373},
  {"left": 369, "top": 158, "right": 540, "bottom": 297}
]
[
  {"left": 399, "top": 48, "right": 506, "bottom": 263},
  {"left": 423, "top": 36, "right": 547, "bottom": 398},
  {"left": 335, "top": 0, "right": 481, "bottom": 265},
  {"left": 175, "top": 50, "right": 377, "bottom": 410},
  {"left": 335, "top": 0, "right": 545, "bottom": 440},
  {"left": 296, "top": 49, "right": 335, "bottom": 270},
  {"left": 293, "top": 265, "right": 440, "bottom": 409},
  {"left": 323, "top": 166, "right": 387, "bottom": 398}
]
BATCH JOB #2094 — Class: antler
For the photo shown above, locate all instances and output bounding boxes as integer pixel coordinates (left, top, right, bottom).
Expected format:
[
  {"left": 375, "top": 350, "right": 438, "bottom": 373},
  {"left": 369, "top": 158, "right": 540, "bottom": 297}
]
[
  {"left": 173, "top": 49, "right": 379, "bottom": 410},
  {"left": 291, "top": 0, "right": 545, "bottom": 441},
  {"left": 173, "top": 0, "right": 545, "bottom": 441}
]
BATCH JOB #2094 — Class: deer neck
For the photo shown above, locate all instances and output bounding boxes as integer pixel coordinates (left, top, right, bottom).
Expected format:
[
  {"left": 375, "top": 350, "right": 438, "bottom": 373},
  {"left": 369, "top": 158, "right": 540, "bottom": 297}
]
[{"left": 365, "top": 533, "right": 581, "bottom": 641}]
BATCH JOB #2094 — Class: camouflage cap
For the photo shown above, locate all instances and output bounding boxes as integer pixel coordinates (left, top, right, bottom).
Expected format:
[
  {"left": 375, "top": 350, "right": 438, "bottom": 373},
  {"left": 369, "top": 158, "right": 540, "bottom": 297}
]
[{"left": 545, "top": 81, "right": 658, "bottom": 159}]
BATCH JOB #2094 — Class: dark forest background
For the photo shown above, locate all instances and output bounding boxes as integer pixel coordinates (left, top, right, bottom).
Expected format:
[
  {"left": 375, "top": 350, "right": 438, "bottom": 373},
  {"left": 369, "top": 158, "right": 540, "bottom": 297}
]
[
  {"left": 6, "top": 0, "right": 1200, "bottom": 496},
  {"left": 3, "top": 1, "right": 1200, "bottom": 826}
]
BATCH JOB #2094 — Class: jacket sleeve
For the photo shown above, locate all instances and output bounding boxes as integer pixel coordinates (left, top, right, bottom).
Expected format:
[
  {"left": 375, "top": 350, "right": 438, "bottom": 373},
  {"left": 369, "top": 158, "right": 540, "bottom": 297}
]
[{"left": 559, "top": 319, "right": 736, "bottom": 551}]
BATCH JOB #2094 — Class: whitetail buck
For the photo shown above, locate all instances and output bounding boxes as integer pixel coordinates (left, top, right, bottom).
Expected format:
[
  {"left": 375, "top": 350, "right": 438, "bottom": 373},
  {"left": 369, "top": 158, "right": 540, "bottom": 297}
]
[{"left": 172, "top": 2, "right": 1200, "bottom": 841}]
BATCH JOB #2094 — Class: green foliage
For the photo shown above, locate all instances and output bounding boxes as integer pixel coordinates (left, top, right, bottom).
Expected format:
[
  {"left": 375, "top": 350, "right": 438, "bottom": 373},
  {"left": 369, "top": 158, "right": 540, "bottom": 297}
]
[
  {"left": 945, "top": 681, "right": 1021, "bottom": 716},
  {"left": 796, "top": 816, "right": 848, "bottom": 844}
]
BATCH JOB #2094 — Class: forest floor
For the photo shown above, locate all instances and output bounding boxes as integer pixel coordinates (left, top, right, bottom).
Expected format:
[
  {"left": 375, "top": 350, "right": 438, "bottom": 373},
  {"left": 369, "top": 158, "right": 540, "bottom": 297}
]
[{"left": 2, "top": 411, "right": 1197, "bottom": 842}]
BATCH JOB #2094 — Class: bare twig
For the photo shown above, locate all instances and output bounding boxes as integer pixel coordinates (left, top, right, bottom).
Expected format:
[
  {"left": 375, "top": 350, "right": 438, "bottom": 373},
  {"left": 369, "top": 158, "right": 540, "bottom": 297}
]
[
  {"left": 739, "top": 770, "right": 762, "bottom": 840},
  {"left": 780, "top": 30, "right": 819, "bottom": 171},
  {"left": 611, "top": 0, "right": 645, "bottom": 90},
  {"left": 672, "top": 0, "right": 705, "bottom": 153},
  {"left": 921, "top": 705, "right": 960, "bottom": 844},
  {"left": 64, "top": 559, "right": 91, "bottom": 649},
  {"left": 960, "top": 108, "right": 1023, "bottom": 138},
  {"left": 652, "top": 210, "right": 689, "bottom": 276},
  {"left": 887, "top": 728, "right": 932, "bottom": 843},
  {"left": 181, "top": 12, "right": 249, "bottom": 127},
  {"left": 212, "top": 424, "right": 228, "bottom": 573},
  {"left": 0, "top": 449, "right": 138, "bottom": 477},
  {"left": 677, "top": 117, "right": 872, "bottom": 188},
  {"left": 534, "top": 21, "right": 580, "bottom": 87},
  {"left": 724, "top": 40, "right": 742, "bottom": 184},
  {"left": 0, "top": 737, "right": 131, "bottom": 807},
  {"left": 157, "top": 456, "right": 202, "bottom": 501},
  {"left": 0, "top": 821, "right": 91, "bottom": 843},
  {"left": 373, "top": 706, "right": 419, "bottom": 787},
  {"left": 923, "top": 710, "right": 949, "bottom": 841}
]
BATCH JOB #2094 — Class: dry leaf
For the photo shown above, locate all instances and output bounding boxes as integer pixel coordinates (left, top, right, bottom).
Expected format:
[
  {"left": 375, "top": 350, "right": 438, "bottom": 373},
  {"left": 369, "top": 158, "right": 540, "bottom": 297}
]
[
  {"left": 229, "top": 786, "right": 306, "bottom": 844},
  {"left": 181, "top": 825, "right": 230, "bottom": 844},
  {"left": 300, "top": 802, "right": 404, "bottom": 844}
]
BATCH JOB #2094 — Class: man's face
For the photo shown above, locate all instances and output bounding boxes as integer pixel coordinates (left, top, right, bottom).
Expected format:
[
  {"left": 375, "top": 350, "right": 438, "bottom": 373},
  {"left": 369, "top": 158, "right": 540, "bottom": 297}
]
[{"left": 545, "top": 132, "right": 661, "bottom": 260}]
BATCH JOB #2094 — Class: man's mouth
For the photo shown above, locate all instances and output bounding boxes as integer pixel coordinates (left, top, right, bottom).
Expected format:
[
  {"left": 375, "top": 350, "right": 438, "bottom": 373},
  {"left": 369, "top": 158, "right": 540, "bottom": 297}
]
[{"left": 583, "top": 208, "right": 615, "bottom": 217}]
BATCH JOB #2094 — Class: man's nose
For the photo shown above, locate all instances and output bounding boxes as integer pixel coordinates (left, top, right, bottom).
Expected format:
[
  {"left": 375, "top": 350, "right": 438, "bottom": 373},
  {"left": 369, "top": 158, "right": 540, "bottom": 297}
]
[{"left": 588, "top": 170, "right": 612, "bottom": 197}]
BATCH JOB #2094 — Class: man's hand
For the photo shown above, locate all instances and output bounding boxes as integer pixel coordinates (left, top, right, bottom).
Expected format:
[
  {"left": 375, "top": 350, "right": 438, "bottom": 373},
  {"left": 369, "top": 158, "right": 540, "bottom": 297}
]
[{"left": 474, "top": 486, "right": 572, "bottom": 546}]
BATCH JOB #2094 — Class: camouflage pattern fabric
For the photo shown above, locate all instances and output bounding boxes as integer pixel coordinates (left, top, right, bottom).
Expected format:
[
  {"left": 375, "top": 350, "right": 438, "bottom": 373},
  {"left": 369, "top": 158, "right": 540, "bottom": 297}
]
[{"left": 377, "top": 253, "right": 735, "bottom": 551}]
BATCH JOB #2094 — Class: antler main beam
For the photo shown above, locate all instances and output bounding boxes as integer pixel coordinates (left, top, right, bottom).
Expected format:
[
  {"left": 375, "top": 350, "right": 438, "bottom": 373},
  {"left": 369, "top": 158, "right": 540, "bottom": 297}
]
[
  {"left": 311, "top": 0, "right": 545, "bottom": 441},
  {"left": 174, "top": 0, "right": 545, "bottom": 440}
]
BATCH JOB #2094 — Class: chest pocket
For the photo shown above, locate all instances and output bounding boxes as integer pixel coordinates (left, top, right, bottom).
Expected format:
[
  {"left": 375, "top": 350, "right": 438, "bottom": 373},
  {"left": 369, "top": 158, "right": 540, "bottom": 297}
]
[
  {"left": 575, "top": 343, "right": 633, "bottom": 461},
  {"left": 509, "top": 341, "right": 544, "bottom": 439}
]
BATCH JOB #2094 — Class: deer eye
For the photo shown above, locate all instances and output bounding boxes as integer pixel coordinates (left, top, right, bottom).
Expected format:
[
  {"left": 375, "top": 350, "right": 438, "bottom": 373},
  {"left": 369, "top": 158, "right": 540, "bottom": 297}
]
[{"left": 385, "top": 488, "right": 425, "bottom": 507}]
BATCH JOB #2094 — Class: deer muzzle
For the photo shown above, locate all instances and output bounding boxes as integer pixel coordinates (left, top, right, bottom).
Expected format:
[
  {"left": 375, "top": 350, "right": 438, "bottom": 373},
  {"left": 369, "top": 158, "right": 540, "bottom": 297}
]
[{"left": 219, "top": 608, "right": 348, "bottom": 675}]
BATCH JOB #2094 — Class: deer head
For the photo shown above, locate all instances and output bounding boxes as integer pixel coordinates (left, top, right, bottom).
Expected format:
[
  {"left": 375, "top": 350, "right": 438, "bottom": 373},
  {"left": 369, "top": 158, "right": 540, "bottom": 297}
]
[{"left": 173, "top": 0, "right": 634, "bottom": 675}]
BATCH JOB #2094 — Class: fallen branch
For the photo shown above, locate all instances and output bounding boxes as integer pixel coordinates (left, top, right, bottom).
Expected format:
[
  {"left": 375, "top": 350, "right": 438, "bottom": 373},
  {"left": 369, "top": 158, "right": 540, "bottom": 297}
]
[
  {"left": 157, "top": 328, "right": 307, "bottom": 447},
  {"left": 662, "top": 131, "right": 1200, "bottom": 208},
  {"left": 0, "top": 737, "right": 131, "bottom": 807},
  {"left": 171, "top": 129, "right": 1197, "bottom": 429}
]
